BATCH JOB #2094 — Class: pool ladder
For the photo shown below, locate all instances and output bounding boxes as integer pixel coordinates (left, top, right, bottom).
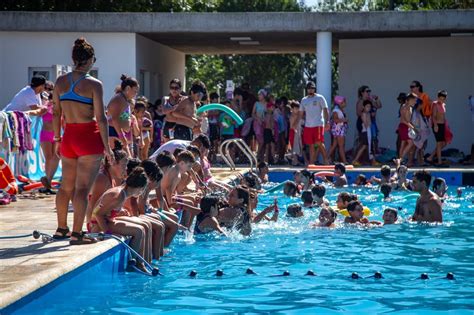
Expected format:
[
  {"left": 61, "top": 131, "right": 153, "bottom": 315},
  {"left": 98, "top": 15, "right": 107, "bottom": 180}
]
[{"left": 219, "top": 138, "right": 257, "bottom": 172}]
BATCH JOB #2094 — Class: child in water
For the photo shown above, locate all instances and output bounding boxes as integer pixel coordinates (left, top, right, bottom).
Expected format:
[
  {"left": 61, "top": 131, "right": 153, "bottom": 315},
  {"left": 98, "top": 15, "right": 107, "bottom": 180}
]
[
  {"left": 311, "top": 184, "right": 329, "bottom": 207},
  {"left": 345, "top": 200, "right": 381, "bottom": 225},
  {"left": 286, "top": 204, "right": 304, "bottom": 218},
  {"left": 194, "top": 195, "right": 227, "bottom": 235},
  {"left": 301, "top": 190, "right": 314, "bottom": 207},
  {"left": 333, "top": 163, "right": 348, "bottom": 187},
  {"left": 380, "top": 183, "right": 392, "bottom": 202},
  {"left": 382, "top": 208, "right": 398, "bottom": 225},
  {"left": 312, "top": 207, "right": 338, "bottom": 228}
]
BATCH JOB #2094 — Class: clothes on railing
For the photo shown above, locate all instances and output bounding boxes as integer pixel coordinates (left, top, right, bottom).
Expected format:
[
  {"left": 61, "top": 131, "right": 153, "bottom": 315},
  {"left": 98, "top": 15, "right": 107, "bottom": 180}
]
[{"left": 0, "top": 111, "right": 33, "bottom": 154}]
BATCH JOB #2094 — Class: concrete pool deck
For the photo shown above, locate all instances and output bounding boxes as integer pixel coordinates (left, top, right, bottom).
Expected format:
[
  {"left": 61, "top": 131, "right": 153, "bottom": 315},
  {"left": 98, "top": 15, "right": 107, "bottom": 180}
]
[
  {"left": 0, "top": 168, "right": 243, "bottom": 310},
  {"left": 1, "top": 165, "right": 473, "bottom": 310}
]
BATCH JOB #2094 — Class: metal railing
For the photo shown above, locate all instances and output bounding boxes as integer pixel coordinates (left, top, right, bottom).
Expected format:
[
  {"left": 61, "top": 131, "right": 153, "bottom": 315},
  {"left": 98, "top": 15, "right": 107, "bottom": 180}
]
[{"left": 218, "top": 138, "right": 257, "bottom": 172}]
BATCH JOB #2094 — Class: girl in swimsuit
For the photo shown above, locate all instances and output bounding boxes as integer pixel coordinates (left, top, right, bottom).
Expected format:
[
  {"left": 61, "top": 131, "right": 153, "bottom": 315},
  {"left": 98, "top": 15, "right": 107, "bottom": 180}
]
[
  {"left": 217, "top": 187, "right": 252, "bottom": 236},
  {"left": 107, "top": 74, "right": 139, "bottom": 157},
  {"left": 86, "top": 141, "right": 128, "bottom": 224},
  {"left": 134, "top": 101, "right": 153, "bottom": 160},
  {"left": 40, "top": 87, "right": 60, "bottom": 193},
  {"left": 89, "top": 167, "right": 152, "bottom": 272},
  {"left": 194, "top": 196, "right": 226, "bottom": 235},
  {"left": 52, "top": 38, "right": 112, "bottom": 245}
]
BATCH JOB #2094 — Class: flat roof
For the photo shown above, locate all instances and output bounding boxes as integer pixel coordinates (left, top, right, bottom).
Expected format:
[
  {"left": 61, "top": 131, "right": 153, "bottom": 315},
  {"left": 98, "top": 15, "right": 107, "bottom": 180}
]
[{"left": 1, "top": 10, "right": 473, "bottom": 53}]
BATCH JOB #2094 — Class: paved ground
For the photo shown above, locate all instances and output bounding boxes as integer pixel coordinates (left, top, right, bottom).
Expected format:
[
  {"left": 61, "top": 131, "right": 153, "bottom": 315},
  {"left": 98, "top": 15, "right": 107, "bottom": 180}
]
[{"left": 0, "top": 165, "right": 472, "bottom": 310}]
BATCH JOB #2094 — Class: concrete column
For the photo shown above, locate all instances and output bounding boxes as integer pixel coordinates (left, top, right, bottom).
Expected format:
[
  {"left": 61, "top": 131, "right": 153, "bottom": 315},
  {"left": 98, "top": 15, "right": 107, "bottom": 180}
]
[{"left": 316, "top": 32, "right": 332, "bottom": 105}]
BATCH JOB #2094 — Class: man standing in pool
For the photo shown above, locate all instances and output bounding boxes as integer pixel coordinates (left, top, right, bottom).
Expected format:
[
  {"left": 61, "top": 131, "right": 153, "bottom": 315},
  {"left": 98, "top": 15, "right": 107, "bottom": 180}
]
[{"left": 411, "top": 170, "right": 443, "bottom": 223}]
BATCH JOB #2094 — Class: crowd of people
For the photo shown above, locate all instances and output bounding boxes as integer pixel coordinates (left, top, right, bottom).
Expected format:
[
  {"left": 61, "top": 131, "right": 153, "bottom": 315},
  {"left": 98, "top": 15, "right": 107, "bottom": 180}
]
[{"left": 0, "top": 37, "right": 450, "bottom": 274}]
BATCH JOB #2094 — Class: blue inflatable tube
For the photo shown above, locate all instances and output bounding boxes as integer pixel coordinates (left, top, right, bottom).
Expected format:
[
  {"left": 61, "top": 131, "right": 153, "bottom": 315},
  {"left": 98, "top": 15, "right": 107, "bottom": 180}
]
[{"left": 197, "top": 103, "right": 244, "bottom": 126}]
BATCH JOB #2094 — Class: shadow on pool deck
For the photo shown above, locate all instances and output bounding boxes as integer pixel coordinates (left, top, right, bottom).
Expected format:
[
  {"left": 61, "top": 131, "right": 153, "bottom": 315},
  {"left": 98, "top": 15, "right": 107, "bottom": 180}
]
[{"left": 0, "top": 167, "right": 245, "bottom": 310}]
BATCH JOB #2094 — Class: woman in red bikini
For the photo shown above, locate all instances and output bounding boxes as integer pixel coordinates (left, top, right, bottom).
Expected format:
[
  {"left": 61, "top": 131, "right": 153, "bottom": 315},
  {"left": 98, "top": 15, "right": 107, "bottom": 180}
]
[{"left": 52, "top": 38, "right": 113, "bottom": 245}]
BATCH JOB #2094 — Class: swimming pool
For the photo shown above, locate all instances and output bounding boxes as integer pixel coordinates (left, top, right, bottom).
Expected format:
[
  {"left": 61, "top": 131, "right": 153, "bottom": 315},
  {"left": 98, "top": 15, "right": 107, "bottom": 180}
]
[{"left": 6, "top": 180, "right": 474, "bottom": 314}]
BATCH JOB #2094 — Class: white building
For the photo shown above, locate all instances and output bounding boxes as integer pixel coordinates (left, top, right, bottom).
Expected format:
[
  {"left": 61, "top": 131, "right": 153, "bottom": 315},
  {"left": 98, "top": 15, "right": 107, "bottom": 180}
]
[{"left": 0, "top": 10, "right": 473, "bottom": 154}]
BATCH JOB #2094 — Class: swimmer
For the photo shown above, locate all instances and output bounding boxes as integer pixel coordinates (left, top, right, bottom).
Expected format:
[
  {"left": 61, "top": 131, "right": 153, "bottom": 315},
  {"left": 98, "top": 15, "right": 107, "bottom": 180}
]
[
  {"left": 411, "top": 170, "right": 443, "bottom": 223},
  {"left": 194, "top": 195, "right": 227, "bottom": 235},
  {"left": 311, "top": 184, "right": 330, "bottom": 207},
  {"left": 382, "top": 208, "right": 398, "bottom": 225},
  {"left": 218, "top": 187, "right": 252, "bottom": 236},
  {"left": 354, "top": 174, "right": 368, "bottom": 186},
  {"left": 294, "top": 170, "right": 313, "bottom": 191},
  {"left": 286, "top": 204, "right": 304, "bottom": 218},
  {"left": 253, "top": 197, "right": 279, "bottom": 223},
  {"left": 380, "top": 183, "right": 392, "bottom": 202},
  {"left": 257, "top": 161, "right": 269, "bottom": 184},
  {"left": 335, "top": 191, "right": 357, "bottom": 211},
  {"left": 333, "top": 163, "right": 348, "bottom": 187},
  {"left": 432, "top": 177, "right": 448, "bottom": 200},
  {"left": 345, "top": 200, "right": 381, "bottom": 225},
  {"left": 283, "top": 181, "right": 299, "bottom": 197},
  {"left": 301, "top": 190, "right": 314, "bottom": 207},
  {"left": 312, "top": 207, "right": 337, "bottom": 228},
  {"left": 393, "top": 159, "right": 412, "bottom": 190},
  {"left": 370, "top": 165, "right": 392, "bottom": 185}
]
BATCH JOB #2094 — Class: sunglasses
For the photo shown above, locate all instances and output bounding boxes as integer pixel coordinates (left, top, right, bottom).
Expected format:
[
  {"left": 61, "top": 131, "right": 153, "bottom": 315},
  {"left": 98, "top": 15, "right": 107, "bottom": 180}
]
[
  {"left": 410, "top": 85, "right": 417, "bottom": 88},
  {"left": 170, "top": 86, "right": 180, "bottom": 90},
  {"left": 365, "top": 89, "right": 371, "bottom": 93}
]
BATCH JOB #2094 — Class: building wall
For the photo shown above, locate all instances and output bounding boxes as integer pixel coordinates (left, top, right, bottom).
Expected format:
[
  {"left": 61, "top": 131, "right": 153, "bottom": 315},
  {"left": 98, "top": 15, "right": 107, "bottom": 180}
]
[
  {"left": 0, "top": 32, "right": 136, "bottom": 108},
  {"left": 339, "top": 37, "right": 474, "bottom": 156},
  {"left": 135, "top": 34, "right": 185, "bottom": 103}
]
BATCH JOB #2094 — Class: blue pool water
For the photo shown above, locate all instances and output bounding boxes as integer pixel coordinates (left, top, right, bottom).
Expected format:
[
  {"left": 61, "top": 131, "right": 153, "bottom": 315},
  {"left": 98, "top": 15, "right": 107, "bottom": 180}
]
[{"left": 8, "top": 184, "right": 474, "bottom": 314}]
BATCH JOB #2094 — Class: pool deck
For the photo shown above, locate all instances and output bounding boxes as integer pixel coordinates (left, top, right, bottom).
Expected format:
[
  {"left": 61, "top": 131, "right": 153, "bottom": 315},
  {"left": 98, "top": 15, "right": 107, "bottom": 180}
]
[
  {"left": 1, "top": 165, "right": 473, "bottom": 310},
  {"left": 0, "top": 168, "right": 243, "bottom": 310}
]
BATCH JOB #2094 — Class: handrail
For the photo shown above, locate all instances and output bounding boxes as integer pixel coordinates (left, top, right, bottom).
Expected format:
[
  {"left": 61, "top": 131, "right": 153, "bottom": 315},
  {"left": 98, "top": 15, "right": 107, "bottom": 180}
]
[{"left": 218, "top": 138, "right": 257, "bottom": 172}]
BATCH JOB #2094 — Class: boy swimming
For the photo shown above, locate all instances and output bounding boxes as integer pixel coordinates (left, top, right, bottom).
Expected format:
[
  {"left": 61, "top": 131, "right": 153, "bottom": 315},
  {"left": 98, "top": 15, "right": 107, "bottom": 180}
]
[{"left": 382, "top": 208, "right": 398, "bottom": 225}]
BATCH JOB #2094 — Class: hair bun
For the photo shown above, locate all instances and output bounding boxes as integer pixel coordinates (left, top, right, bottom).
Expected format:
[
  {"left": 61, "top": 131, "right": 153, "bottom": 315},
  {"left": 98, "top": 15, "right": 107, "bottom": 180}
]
[
  {"left": 74, "top": 38, "right": 86, "bottom": 46},
  {"left": 120, "top": 74, "right": 128, "bottom": 81}
]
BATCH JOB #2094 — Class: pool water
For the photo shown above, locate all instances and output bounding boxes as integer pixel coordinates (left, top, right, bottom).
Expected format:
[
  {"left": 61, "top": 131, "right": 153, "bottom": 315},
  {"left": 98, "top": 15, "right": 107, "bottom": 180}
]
[{"left": 10, "top": 184, "right": 474, "bottom": 314}]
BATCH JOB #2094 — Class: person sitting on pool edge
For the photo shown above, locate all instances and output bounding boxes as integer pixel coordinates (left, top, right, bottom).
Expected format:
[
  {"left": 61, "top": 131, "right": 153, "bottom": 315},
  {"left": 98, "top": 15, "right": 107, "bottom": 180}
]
[
  {"left": 380, "top": 183, "right": 392, "bottom": 202},
  {"left": 301, "top": 190, "right": 314, "bottom": 207},
  {"left": 312, "top": 207, "right": 337, "bottom": 228},
  {"left": 311, "top": 184, "right": 329, "bottom": 207},
  {"left": 283, "top": 180, "right": 299, "bottom": 197},
  {"left": 432, "top": 177, "right": 448, "bottom": 201},
  {"left": 286, "top": 204, "right": 304, "bottom": 218},
  {"left": 411, "top": 170, "right": 443, "bottom": 223},
  {"left": 370, "top": 164, "right": 392, "bottom": 185},
  {"left": 344, "top": 200, "right": 381, "bottom": 225},
  {"left": 257, "top": 161, "right": 269, "bottom": 184},
  {"left": 333, "top": 163, "right": 348, "bottom": 188},
  {"left": 382, "top": 208, "right": 398, "bottom": 225}
]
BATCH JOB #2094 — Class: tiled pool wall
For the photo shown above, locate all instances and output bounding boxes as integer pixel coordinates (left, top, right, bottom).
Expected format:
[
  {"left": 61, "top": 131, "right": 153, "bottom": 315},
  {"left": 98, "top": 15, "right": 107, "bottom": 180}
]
[
  {"left": 269, "top": 170, "right": 471, "bottom": 186},
  {"left": 3, "top": 245, "right": 126, "bottom": 314}
]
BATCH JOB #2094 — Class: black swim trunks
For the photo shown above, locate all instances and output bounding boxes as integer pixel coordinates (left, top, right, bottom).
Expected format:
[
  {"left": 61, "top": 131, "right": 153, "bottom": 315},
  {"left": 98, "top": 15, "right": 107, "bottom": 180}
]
[
  {"left": 264, "top": 128, "right": 274, "bottom": 144},
  {"left": 433, "top": 123, "right": 445, "bottom": 142},
  {"left": 173, "top": 123, "right": 193, "bottom": 141}
]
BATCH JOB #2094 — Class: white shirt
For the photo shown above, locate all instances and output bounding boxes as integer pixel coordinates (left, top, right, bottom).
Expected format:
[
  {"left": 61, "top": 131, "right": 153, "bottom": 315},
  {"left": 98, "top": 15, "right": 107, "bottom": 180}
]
[
  {"left": 300, "top": 93, "right": 328, "bottom": 127},
  {"left": 149, "top": 140, "right": 190, "bottom": 160},
  {"left": 3, "top": 86, "right": 41, "bottom": 112}
]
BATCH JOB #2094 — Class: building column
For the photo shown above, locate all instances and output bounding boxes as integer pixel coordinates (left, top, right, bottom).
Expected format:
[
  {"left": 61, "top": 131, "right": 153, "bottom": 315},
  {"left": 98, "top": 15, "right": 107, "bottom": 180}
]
[{"left": 316, "top": 32, "right": 332, "bottom": 104}]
